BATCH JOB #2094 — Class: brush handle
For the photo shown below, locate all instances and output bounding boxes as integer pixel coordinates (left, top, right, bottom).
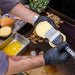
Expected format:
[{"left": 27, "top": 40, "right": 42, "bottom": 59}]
[{"left": 65, "top": 46, "right": 75, "bottom": 59}]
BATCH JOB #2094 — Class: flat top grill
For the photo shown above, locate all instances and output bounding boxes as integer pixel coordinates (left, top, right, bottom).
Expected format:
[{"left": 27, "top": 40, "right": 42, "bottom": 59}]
[{"left": 17, "top": 7, "right": 75, "bottom": 75}]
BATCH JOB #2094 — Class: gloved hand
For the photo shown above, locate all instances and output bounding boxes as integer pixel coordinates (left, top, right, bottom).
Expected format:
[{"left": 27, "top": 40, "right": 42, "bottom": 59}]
[
  {"left": 34, "top": 16, "right": 57, "bottom": 28},
  {"left": 43, "top": 42, "right": 69, "bottom": 65}
]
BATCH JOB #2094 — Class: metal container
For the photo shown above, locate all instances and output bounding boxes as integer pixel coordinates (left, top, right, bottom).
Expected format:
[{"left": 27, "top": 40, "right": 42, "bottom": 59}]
[
  {"left": 0, "top": 32, "right": 30, "bottom": 56},
  {"left": 0, "top": 19, "right": 26, "bottom": 44}
]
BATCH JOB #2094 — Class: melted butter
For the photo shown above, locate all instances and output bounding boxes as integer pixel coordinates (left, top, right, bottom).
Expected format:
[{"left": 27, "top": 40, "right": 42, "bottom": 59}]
[{"left": 2, "top": 40, "right": 23, "bottom": 55}]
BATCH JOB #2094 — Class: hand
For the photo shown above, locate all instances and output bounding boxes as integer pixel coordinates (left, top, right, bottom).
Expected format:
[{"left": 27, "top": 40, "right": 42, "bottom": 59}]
[
  {"left": 43, "top": 42, "right": 69, "bottom": 65},
  {"left": 34, "top": 16, "right": 56, "bottom": 28}
]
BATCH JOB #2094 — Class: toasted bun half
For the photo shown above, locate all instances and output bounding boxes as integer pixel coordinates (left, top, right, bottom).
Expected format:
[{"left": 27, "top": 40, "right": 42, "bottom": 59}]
[
  {"left": 35, "top": 21, "right": 52, "bottom": 38},
  {"left": 1, "top": 18, "right": 14, "bottom": 27},
  {"left": 0, "top": 26, "right": 12, "bottom": 37}
]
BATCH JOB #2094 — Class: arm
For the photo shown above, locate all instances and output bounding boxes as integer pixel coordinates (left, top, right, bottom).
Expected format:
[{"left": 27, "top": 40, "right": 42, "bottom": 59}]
[
  {"left": 0, "top": 0, "right": 56, "bottom": 27},
  {"left": 6, "top": 42, "right": 69, "bottom": 75},
  {"left": 9, "top": 3, "right": 37, "bottom": 24},
  {"left": 6, "top": 55, "right": 45, "bottom": 75},
  {"left": 9, "top": 3, "right": 56, "bottom": 27},
  {"left": 0, "top": 0, "right": 37, "bottom": 24}
]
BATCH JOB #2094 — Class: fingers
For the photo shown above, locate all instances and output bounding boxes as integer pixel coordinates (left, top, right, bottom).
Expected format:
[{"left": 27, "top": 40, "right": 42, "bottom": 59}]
[
  {"left": 48, "top": 18, "right": 57, "bottom": 29},
  {"left": 57, "top": 42, "right": 68, "bottom": 51},
  {"left": 60, "top": 52, "right": 69, "bottom": 63}
]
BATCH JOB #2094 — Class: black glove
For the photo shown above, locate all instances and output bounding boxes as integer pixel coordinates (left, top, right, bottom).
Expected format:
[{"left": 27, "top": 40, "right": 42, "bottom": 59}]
[
  {"left": 43, "top": 42, "right": 69, "bottom": 65},
  {"left": 34, "top": 16, "right": 57, "bottom": 28}
]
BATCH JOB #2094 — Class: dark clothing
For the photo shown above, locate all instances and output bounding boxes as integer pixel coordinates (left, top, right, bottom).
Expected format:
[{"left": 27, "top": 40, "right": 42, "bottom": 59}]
[
  {"left": 0, "top": 0, "right": 19, "bottom": 14},
  {"left": 0, "top": 51, "right": 8, "bottom": 75},
  {"left": 0, "top": 0, "right": 20, "bottom": 75}
]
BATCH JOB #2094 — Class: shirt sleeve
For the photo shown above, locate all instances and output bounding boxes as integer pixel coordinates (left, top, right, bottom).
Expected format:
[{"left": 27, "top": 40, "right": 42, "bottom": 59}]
[
  {"left": 0, "top": 0, "right": 20, "bottom": 14},
  {"left": 0, "top": 51, "right": 8, "bottom": 75}
]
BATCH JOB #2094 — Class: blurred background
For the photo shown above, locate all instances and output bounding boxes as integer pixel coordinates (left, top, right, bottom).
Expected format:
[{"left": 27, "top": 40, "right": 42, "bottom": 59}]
[{"left": 49, "top": 0, "right": 75, "bottom": 19}]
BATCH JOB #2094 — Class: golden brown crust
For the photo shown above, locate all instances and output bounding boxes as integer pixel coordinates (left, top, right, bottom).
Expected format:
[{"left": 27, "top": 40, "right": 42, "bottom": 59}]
[
  {"left": 1, "top": 18, "right": 14, "bottom": 27},
  {"left": 0, "top": 26, "right": 12, "bottom": 37},
  {"left": 0, "top": 18, "right": 2, "bottom": 25}
]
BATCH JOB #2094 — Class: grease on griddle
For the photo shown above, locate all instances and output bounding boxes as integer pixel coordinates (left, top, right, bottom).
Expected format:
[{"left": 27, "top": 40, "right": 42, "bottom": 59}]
[
  {"left": 27, "top": 29, "right": 45, "bottom": 44},
  {"left": 47, "top": 12, "right": 63, "bottom": 28}
]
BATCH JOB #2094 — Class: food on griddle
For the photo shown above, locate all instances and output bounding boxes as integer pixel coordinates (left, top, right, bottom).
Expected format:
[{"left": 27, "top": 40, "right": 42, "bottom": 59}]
[
  {"left": 35, "top": 21, "right": 51, "bottom": 38},
  {"left": 31, "top": 39, "right": 37, "bottom": 44},
  {"left": 36, "top": 21, "right": 66, "bottom": 47},
  {"left": 47, "top": 12, "right": 63, "bottom": 28},
  {"left": 39, "top": 51, "right": 44, "bottom": 55},
  {"left": 28, "top": 29, "right": 45, "bottom": 44},
  {"left": 0, "top": 26, "right": 12, "bottom": 37},
  {"left": 28, "top": 12, "right": 64, "bottom": 45},
  {"left": 1, "top": 17, "right": 14, "bottom": 27}
]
